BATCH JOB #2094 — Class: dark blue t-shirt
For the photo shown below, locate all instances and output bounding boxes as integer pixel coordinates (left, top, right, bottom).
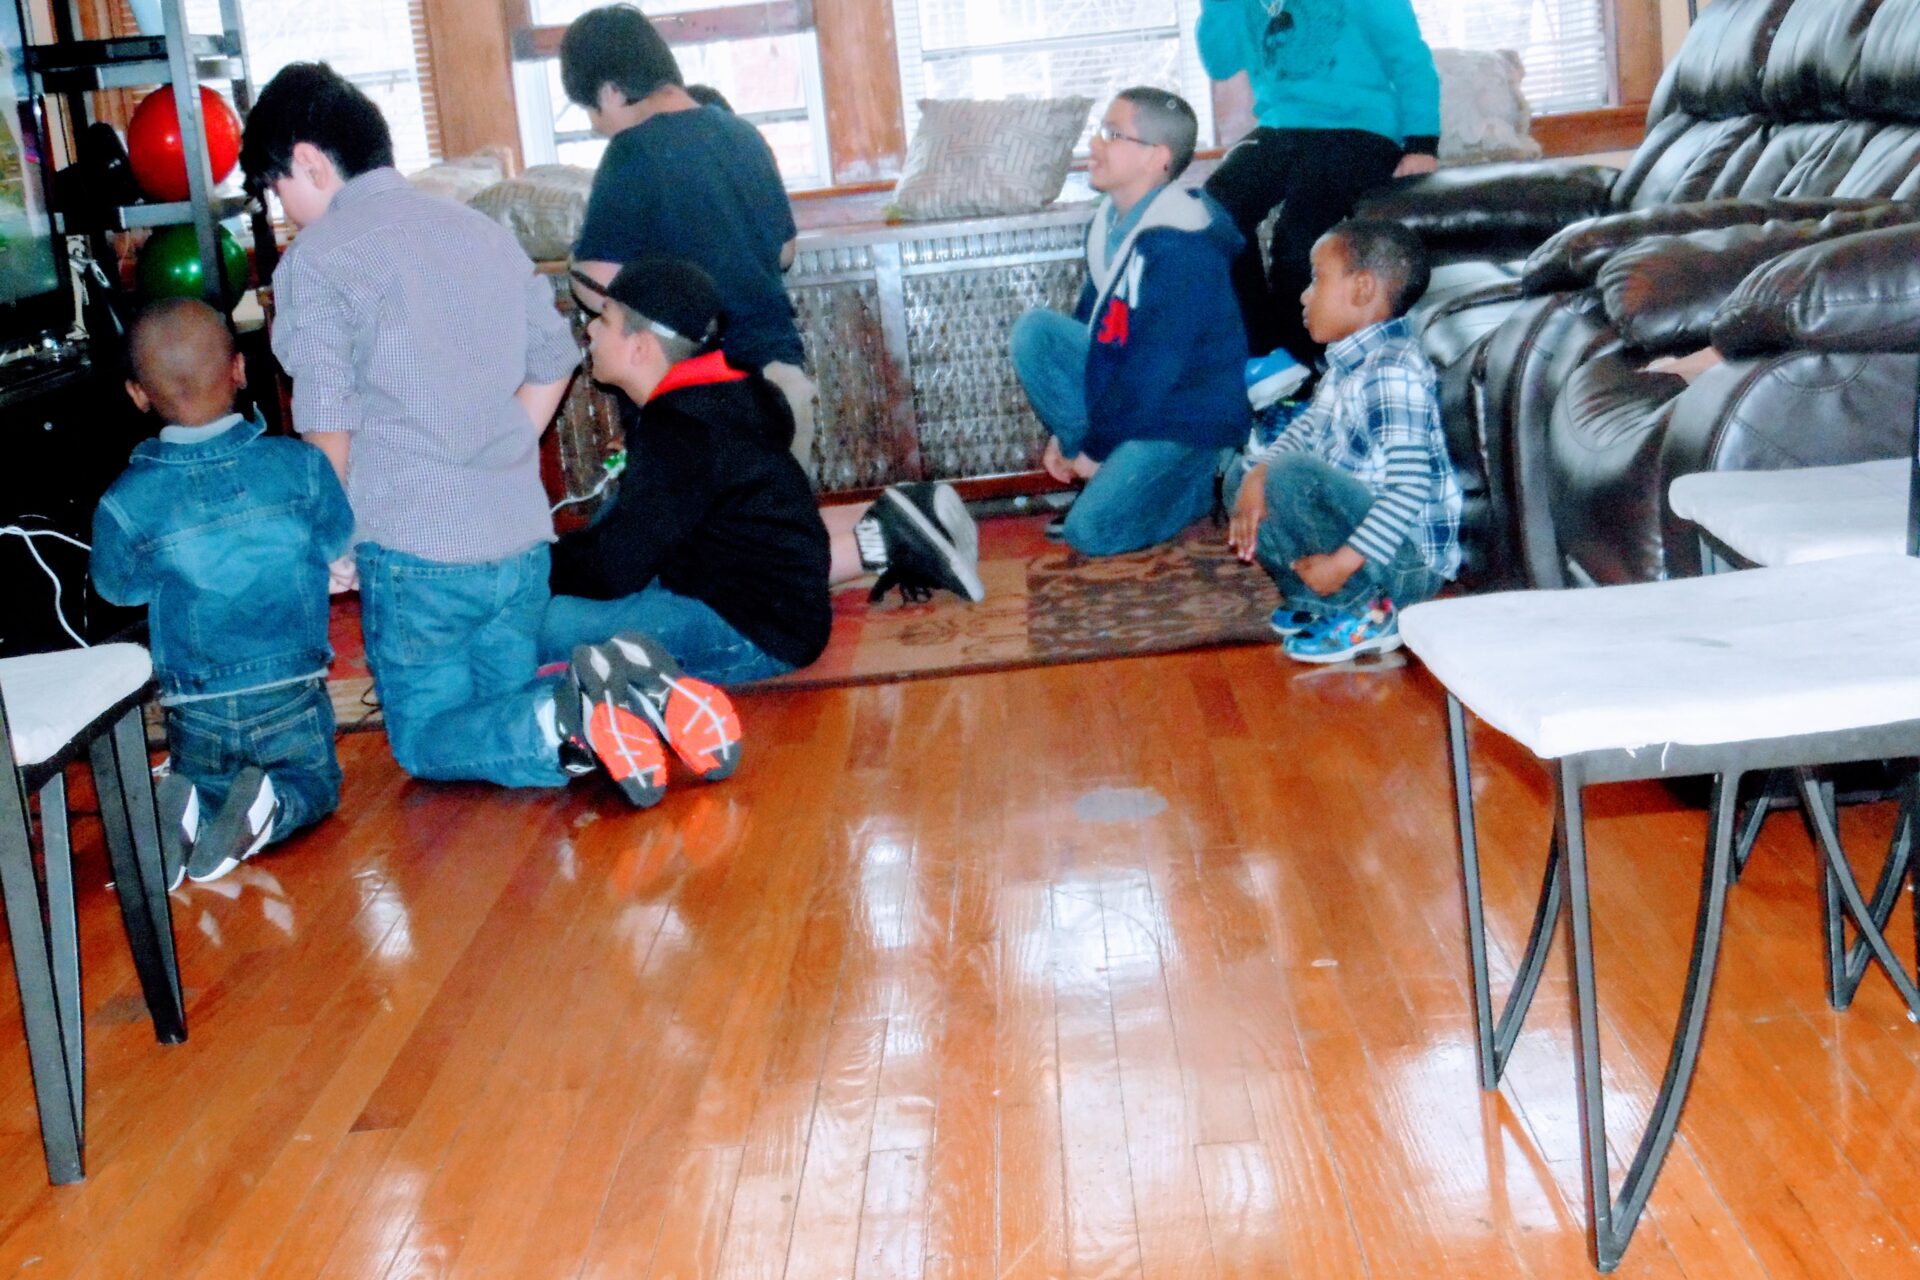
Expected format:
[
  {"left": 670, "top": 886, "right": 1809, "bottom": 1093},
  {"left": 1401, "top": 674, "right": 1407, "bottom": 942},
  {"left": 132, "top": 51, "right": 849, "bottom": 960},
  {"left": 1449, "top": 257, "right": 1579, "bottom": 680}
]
[{"left": 574, "top": 106, "right": 804, "bottom": 370}]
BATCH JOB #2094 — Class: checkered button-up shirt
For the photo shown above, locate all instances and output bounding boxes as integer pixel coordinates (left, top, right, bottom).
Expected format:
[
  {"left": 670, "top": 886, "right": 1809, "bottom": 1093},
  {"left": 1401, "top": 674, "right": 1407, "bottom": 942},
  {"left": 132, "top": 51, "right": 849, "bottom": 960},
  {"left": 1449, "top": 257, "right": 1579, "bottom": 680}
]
[
  {"left": 1245, "top": 316, "right": 1463, "bottom": 580},
  {"left": 271, "top": 168, "right": 582, "bottom": 564}
]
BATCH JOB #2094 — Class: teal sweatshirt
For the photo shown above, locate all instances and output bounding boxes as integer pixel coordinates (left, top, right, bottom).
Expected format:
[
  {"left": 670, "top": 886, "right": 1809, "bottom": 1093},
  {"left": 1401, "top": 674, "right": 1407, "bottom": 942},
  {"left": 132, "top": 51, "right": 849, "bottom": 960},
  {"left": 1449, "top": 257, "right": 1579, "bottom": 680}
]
[{"left": 1197, "top": 0, "right": 1440, "bottom": 152}]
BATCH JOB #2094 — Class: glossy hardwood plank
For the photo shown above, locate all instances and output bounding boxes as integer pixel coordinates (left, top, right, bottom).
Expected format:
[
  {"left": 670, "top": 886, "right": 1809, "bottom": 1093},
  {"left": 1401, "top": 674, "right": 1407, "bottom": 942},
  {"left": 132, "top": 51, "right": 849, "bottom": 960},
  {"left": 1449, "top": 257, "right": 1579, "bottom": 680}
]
[{"left": 7, "top": 647, "right": 1920, "bottom": 1279}]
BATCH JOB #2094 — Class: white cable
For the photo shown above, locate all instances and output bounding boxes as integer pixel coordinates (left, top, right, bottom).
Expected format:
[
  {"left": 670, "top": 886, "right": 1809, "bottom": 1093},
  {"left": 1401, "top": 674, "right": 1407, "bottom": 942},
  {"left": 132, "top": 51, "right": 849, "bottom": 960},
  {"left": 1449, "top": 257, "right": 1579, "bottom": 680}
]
[
  {"left": 551, "top": 469, "right": 617, "bottom": 513},
  {"left": 0, "top": 526, "right": 92, "bottom": 648}
]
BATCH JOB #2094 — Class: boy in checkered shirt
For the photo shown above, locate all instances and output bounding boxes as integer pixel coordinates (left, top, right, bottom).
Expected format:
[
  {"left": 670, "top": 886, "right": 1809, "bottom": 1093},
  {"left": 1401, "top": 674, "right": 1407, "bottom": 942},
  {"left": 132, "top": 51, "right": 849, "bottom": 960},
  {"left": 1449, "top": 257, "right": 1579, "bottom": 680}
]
[{"left": 1225, "top": 218, "right": 1462, "bottom": 664}]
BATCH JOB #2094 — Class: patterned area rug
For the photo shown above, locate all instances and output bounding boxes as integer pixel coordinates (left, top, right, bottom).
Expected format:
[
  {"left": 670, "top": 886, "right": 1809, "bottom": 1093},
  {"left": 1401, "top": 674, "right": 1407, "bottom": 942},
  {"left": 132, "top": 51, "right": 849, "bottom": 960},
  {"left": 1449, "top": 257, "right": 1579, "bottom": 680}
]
[{"left": 324, "top": 514, "right": 1284, "bottom": 731}]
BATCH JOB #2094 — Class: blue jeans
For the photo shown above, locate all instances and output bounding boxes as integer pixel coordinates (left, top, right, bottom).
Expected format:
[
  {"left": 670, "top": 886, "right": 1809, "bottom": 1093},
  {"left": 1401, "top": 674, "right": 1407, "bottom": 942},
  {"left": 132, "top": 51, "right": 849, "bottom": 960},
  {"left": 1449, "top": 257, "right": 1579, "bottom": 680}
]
[
  {"left": 1225, "top": 453, "right": 1443, "bottom": 616},
  {"left": 164, "top": 678, "right": 339, "bottom": 843},
  {"left": 1011, "top": 308, "right": 1228, "bottom": 556},
  {"left": 357, "top": 541, "right": 567, "bottom": 787},
  {"left": 540, "top": 582, "right": 795, "bottom": 686}
]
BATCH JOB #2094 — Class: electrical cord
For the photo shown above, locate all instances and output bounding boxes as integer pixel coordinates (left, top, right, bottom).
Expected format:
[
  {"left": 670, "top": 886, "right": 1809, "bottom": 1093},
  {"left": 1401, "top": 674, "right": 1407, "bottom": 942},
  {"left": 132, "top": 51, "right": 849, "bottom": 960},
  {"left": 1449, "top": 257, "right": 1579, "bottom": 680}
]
[{"left": 0, "top": 525, "right": 91, "bottom": 648}]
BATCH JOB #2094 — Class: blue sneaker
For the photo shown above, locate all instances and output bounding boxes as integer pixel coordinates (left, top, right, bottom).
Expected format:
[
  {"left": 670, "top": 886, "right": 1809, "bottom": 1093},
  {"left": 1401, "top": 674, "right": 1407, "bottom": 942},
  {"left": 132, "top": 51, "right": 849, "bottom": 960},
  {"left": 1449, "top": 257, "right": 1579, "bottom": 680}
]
[
  {"left": 1268, "top": 607, "right": 1319, "bottom": 638},
  {"left": 1282, "top": 597, "right": 1403, "bottom": 664},
  {"left": 1246, "top": 349, "right": 1308, "bottom": 410}
]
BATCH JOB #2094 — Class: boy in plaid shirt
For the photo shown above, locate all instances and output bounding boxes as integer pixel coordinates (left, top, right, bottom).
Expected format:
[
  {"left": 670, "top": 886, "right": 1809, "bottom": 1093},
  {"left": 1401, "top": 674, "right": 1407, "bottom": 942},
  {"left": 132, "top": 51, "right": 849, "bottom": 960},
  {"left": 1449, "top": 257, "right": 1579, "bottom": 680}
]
[{"left": 1226, "top": 218, "right": 1461, "bottom": 663}]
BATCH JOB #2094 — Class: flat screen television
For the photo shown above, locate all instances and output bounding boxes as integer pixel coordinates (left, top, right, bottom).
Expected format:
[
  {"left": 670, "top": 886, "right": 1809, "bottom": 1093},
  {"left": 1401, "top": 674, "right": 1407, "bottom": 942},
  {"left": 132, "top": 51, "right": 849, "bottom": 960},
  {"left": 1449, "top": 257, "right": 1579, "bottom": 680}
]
[{"left": 0, "top": 0, "right": 70, "bottom": 350}]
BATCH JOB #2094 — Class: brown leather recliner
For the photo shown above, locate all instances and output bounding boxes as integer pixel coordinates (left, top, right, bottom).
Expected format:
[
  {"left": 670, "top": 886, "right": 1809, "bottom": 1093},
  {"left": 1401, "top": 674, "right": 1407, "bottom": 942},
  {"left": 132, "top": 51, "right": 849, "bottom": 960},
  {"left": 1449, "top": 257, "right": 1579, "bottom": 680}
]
[{"left": 1359, "top": 0, "right": 1920, "bottom": 587}]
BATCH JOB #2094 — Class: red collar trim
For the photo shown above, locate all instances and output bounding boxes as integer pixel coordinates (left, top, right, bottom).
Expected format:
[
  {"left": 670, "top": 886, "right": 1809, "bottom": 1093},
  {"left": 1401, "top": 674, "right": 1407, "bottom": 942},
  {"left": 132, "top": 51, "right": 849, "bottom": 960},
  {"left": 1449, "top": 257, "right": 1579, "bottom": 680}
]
[{"left": 653, "top": 351, "right": 749, "bottom": 398}]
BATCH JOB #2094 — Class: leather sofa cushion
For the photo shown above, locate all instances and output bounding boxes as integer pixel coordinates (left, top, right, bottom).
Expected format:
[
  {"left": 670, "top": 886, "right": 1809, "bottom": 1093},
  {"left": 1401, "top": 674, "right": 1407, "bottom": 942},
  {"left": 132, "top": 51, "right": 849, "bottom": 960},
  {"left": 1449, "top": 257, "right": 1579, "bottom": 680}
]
[
  {"left": 1849, "top": 0, "right": 1920, "bottom": 121},
  {"left": 1760, "top": 0, "right": 1882, "bottom": 120},
  {"left": 1714, "top": 221, "right": 1920, "bottom": 356},
  {"left": 1598, "top": 203, "right": 1920, "bottom": 354}
]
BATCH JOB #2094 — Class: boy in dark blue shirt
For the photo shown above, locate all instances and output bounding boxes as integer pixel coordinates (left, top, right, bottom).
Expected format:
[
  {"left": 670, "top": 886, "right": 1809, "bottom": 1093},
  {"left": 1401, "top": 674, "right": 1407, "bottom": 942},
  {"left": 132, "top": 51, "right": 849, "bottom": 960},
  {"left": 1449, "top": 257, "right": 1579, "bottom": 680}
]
[
  {"left": 91, "top": 299, "right": 355, "bottom": 885},
  {"left": 560, "top": 5, "right": 815, "bottom": 465}
]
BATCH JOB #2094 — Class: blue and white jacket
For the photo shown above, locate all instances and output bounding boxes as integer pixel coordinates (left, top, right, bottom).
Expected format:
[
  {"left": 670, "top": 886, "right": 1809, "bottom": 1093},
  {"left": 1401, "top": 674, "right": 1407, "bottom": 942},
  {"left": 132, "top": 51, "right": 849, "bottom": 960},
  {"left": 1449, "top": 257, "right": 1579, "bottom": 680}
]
[{"left": 1073, "top": 185, "right": 1251, "bottom": 461}]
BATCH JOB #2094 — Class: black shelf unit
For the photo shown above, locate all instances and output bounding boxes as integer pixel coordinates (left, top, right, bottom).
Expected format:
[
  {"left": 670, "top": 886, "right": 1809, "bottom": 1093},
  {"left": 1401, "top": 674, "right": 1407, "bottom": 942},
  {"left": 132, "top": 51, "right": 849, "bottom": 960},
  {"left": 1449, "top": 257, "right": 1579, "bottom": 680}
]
[{"left": 27, "top": 0, "right": 273, "bottom": 314}]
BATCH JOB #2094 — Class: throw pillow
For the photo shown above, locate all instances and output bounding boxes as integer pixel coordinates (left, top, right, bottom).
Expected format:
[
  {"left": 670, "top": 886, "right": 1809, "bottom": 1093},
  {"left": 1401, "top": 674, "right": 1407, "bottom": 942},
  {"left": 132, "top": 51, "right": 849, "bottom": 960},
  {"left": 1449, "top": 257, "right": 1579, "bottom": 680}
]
[
  {"left": 889, "top": 97, "right": 1094, "bottom": 221},
  {"left": 468, "top": 164, "right": 597, "bottom": 262},
  {"left": 1434, "top": 48, "right": 1543, "bottom": 166}
]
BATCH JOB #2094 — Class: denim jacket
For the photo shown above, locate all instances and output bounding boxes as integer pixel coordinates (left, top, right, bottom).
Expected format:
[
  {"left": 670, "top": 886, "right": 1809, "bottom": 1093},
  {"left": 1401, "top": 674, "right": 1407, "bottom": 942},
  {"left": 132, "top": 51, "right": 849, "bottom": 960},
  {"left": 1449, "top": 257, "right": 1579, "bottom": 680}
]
[{"left": 91, "top": 414, "right": 353, "bottom": 701}]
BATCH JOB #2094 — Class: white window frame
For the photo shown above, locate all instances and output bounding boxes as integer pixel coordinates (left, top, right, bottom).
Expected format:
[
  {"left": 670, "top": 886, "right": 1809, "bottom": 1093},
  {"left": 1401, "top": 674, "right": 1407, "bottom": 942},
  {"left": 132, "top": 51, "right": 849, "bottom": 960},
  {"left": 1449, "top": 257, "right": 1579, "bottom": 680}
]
[
  {"left": 512, "top": 29, "right": 832, "bottom": 192},
  {"left": 892, "top": 0, "right": 1214, "bottom": 148}
]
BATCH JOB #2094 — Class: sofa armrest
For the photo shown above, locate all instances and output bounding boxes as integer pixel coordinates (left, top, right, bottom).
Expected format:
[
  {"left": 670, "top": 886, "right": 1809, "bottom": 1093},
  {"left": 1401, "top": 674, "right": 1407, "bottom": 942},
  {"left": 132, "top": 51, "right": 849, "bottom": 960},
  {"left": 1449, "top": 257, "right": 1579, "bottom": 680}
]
[
  {"left": 1598, "top": 205, "right": 1920, "bottom": 355},
  {"left": 1713, "top": 221, "right": 1920, "bottom": 358},
  {"left": 1521, "top": 197, "right": 1897, "bottom": 295},
  {"left": 1352, "top": 161, "right": 1617, "bottom": 261}
]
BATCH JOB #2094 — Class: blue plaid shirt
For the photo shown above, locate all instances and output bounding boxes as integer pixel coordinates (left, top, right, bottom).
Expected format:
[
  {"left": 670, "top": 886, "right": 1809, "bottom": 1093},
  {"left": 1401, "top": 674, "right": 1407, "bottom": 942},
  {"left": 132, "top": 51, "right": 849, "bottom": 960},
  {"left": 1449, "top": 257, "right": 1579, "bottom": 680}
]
[{"left": 1245, "top": 316, "right": 1462, "bottom": 579}]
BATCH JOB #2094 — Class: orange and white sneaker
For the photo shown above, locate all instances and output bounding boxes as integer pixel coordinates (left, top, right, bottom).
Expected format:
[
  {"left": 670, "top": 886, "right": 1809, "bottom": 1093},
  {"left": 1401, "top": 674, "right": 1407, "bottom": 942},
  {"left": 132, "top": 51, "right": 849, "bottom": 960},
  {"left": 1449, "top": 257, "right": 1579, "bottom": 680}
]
[
  {"left": 564, "top": 646, "right": 669, "bottom": 807},
  {"left": 602, "top": 631, "right": 743, "bottom": 783}
]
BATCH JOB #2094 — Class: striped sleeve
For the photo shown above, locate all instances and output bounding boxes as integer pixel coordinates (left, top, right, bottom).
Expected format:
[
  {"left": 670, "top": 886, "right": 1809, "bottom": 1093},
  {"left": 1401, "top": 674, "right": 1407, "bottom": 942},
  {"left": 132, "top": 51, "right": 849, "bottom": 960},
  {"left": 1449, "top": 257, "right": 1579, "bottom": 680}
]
[
  {"left": 1344, "top": 361, "right": 1438, "bottom": 567},
  {"left": 1347, "top": 442, "right": 1432, "bottom": 565}
]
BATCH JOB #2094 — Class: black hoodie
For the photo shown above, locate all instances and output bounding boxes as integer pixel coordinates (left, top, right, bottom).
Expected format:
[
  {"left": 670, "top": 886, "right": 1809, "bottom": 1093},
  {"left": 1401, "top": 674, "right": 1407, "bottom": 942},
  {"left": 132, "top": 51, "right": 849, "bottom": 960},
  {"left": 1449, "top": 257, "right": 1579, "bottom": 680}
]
[{"left": 549, "top": 365, "right": 832, "bottom": 669}]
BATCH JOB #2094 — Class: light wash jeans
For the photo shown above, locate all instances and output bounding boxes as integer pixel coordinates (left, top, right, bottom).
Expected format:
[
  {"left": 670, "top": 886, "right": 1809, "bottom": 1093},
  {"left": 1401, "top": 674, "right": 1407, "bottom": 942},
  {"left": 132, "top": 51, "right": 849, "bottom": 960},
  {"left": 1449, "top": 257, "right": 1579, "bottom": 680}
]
[
  {"left": 356, "top": 541, "right": 567, "bottom": 787},
  {"left": 1010, "top": 309, "right": 1228, "bottom": 556},
  {"left": 164, "top": 678, "right": 339, "bottom": 843},
  {"left": 540, "top": 581, "right": 794, "bottom": 686},
  {"left": 1224, "top": 453, "right": 1443, "bottom": 617}
]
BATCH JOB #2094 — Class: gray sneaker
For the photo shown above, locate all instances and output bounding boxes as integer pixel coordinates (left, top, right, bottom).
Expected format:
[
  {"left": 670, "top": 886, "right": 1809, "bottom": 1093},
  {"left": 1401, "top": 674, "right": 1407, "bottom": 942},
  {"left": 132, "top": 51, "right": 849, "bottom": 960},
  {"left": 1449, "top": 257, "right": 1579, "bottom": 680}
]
[
  {"left": 155, "top": 772, "right": 199, "bottom": 892},
  {"left": 892, "top": 481, "right": 979, "bottom": 567},
  {"left": 187, "top": 768, "right": 278, "bottom": 883}
]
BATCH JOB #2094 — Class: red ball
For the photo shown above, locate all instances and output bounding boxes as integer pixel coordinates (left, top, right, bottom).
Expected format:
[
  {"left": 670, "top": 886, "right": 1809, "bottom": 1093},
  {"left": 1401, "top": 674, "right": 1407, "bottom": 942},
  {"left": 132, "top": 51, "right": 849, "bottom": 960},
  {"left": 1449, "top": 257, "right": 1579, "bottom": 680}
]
[{"left": 126, "top": 85, "right": 241, "bottom": 203}]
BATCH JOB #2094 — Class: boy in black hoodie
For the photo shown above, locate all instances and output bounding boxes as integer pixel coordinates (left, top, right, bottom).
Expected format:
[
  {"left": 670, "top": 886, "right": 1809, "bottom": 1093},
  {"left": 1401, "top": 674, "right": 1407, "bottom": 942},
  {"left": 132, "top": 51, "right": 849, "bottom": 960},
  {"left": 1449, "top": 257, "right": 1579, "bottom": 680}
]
[{"left": 543, "top": 257, "right": 834, "bottom": 687}]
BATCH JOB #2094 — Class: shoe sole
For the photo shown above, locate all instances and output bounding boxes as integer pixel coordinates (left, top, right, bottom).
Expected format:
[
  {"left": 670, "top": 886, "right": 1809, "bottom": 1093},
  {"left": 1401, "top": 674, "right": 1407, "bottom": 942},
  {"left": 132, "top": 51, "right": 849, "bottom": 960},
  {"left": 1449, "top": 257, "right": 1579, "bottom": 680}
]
[
  {"left": 604, "top": 633, "right": 743, "bottom": 783},
  {"left": 883, "top": 488, "right": 985, "bottom": 603},
  {"left": 571, "top": 645, "right": 669, "bottom": 807},
  {"left": 156, "top": 772, "right": 196, "bottom": 892},
  {"left": 1285, "top": 630, "right": 1405, "bottom": 665},
  {"left": 927, "top": 483, "right": 979, "bottom": 566},
  {"left": 189, "top": 767, "right": 277, "bottom": 883}
]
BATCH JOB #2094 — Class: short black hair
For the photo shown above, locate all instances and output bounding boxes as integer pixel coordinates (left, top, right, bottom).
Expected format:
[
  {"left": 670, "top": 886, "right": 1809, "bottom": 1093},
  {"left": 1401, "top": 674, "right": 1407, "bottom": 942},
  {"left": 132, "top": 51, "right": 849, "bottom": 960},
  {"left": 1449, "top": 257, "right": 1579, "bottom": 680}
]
[
  {"left": 240, "top": 62, "right": 394, "bottom": 185},
  {"left": 1115, "top": 86, "right": 1198, "bottom": 180},
  {"left": 559, "top": 5, "right": 683, "bottom": 110},
  {"left": 605, "top": 256, "right": 724, "bottom": 364},
  {"left": 686, "top": 84, "right": 732, "bottom": 113},
  {"left": 1323, "top": 218, "right": 1431, "bottom": 317}
]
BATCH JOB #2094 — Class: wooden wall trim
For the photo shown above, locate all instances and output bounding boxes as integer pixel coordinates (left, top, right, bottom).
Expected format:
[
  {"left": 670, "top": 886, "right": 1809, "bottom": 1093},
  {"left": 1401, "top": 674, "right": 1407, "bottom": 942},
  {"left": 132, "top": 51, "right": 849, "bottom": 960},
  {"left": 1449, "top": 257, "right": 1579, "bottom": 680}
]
[
  {"left": 419, "top": 0, "right": 524, "bottom": 168},
  {"left": 1613, "top": 0, "right": 1665, "bottom": 106},
  {"left": 815, "top": 0, "right": 904, "bottom": 183},
  {"left": 1533, "top": 105, "right": 1647, "bottom": 157}
]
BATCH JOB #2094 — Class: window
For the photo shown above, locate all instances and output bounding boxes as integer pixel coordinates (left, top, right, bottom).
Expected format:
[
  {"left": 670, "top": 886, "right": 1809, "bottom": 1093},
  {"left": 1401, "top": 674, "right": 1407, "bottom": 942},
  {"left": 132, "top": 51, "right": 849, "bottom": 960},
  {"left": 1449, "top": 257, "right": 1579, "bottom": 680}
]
[
  {"left": 891, "top": 0, "right": 1214, "bottom": 149},
  {"left": 512, "top": 0, "right": 831, "bottom": 190},
  {"left": 1410, "top": 0, "right": 1610, "bottom": 114},
  {"left": 184, "top": 0, "right": 440, "bottom": 172}
]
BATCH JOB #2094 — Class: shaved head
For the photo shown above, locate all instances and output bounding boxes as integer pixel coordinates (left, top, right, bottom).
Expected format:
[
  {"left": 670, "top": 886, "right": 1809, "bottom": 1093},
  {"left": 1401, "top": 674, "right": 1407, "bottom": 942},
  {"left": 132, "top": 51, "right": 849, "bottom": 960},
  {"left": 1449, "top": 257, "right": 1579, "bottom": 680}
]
[{"left": 127, "top": 298, "right": 241, "bottom": 426}]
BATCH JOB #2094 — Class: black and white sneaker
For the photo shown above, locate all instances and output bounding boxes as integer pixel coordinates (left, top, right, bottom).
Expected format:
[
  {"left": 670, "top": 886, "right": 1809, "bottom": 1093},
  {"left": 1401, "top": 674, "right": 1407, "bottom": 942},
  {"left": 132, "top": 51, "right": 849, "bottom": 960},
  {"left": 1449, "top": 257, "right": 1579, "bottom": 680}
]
[
  {"left": 564, "top": 644, "right": 670, "bottom": 806},
  {"left": 856, "top": 487, "right": 986, "bottom": 604},
  {"left": 891, "top": 481, "right": 979, "bottom": 568},
  {"left": 188, "top": 767, "right": 278, "bottom": 884},
  {"left": 155, "top": 772, "right": 200, "bottom": 892}
]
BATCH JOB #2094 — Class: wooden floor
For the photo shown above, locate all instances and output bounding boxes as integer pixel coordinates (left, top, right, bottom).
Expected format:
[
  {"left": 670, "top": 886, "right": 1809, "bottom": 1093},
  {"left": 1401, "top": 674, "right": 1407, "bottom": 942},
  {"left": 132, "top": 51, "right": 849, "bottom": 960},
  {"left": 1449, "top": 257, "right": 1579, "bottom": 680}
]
[{"left": 3, "top": 645, "right": 1919, "bottom": 1278}]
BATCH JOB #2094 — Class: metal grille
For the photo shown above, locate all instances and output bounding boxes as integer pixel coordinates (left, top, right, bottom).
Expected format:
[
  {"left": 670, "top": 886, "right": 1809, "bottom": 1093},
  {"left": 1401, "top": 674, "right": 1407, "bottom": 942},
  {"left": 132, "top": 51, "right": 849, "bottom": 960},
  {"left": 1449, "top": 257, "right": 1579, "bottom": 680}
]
[{"left": 547, "top": 203, "right": 1098, "bottom": 500}]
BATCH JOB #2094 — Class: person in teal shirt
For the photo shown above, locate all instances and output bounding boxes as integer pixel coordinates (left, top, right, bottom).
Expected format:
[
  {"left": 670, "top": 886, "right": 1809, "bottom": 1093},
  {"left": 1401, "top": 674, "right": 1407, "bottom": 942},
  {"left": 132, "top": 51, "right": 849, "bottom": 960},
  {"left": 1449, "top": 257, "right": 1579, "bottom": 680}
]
[{"left": 1198, "top": 0, "right": 1439, "bottom": 363}]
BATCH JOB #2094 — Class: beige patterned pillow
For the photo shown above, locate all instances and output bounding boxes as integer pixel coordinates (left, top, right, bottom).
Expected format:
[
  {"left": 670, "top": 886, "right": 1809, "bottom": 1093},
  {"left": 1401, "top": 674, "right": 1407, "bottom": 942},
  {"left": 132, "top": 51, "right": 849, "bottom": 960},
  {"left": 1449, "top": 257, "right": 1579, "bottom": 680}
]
[
  {"left": 889, "top": 97, "right": 1094, "bottom": 221},
  {"left": 469, "top": 165, "right": 597, "bottom": 262},
  {"left": 1434, "top": 48, "right": 1543, "bottom": 166}
]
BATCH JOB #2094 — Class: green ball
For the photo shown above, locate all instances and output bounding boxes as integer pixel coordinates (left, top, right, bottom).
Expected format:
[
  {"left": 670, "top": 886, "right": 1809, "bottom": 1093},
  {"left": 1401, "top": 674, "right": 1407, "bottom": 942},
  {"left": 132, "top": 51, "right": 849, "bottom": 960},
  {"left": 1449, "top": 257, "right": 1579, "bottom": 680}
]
[{"left": 136, "top": 224, "right": 248, "bottom": 309}]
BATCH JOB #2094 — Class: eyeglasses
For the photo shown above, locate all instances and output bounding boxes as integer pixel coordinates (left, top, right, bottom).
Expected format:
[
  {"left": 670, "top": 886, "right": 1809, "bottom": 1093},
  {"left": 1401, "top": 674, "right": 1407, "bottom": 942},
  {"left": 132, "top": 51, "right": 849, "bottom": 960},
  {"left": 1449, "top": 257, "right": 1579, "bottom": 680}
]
[{"left": 1093, "top": 123, "right": 1152, "bottom": 146}]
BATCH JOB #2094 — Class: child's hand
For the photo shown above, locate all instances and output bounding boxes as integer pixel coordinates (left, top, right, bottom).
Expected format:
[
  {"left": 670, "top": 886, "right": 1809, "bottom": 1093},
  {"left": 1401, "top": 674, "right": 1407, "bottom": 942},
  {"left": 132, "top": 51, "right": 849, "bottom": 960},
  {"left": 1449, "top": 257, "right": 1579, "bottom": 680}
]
[
  {"left": 1069, "top": 451, "right": 1100, "bottom": 480},
  {"left": 1042, "top": 435, "right": 1076, "bottom": 485},
  {"left": 1292, "top": 547, "right": 1364, "bottom": 596},
  {"left": 1228, "top": 463, "right": 1268, "bottom": 560},
  {"left": 328, "top": 553, "right": 360, "bottom": 595}
]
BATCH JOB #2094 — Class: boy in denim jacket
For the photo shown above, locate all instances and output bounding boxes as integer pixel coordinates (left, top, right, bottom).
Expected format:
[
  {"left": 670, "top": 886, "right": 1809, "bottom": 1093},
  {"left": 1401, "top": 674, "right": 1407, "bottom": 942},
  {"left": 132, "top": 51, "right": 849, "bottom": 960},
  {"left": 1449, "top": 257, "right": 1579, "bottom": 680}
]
[{"left": 92, "top": 299, "right": 354, "bottom": 885}]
